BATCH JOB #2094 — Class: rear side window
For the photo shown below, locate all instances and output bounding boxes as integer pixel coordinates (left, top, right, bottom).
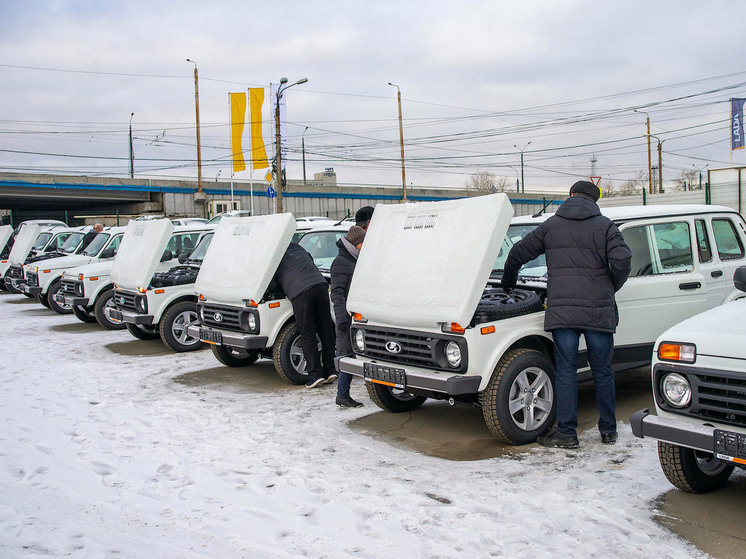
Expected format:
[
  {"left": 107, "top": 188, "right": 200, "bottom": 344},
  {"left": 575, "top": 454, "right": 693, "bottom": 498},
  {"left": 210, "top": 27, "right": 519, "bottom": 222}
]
[
  {"left": 167, "top": 232, "right": 202, "bottom": 255},
  {"left": 712, "top": 219, "right": 745, "bottom": 260},
  {"left": 622, "top": 221, "right": 693, "bottom": 276},
  {"left": 298, "top": 231, "right": 346, "bottom": 270},
  {"left": 106, "top": 235, "right": 123, "bottom": 255}
]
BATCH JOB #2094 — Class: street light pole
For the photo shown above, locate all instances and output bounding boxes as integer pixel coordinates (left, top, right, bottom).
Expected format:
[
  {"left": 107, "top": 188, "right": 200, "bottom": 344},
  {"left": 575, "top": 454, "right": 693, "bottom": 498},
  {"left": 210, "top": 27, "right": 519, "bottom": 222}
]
[
  {"left": 302, "top": 126, "right": 308, "bottom": 185},
  {"left": 186, "top": 59, "right": 203, "bottom": 194},
  {"left": 128, "top": 112, "right": 134, "bottom": 179},
  {"left": 274, "top": 77, "right": 308, "bottom": 214},
  {"left": 634, "top": 109, "right": 653, "bottom": 194},
  {"left": 693, "top": 163, "right": 709, "bottom": 190},
  {"left": 388, "top": 83, "right": 407, "bottom": 202},
  {"left": 514, "top": 142, "right": 531, "bottom": 194},
  {"left": 648, "top": 134, "right": 666, "bottom": 194}
]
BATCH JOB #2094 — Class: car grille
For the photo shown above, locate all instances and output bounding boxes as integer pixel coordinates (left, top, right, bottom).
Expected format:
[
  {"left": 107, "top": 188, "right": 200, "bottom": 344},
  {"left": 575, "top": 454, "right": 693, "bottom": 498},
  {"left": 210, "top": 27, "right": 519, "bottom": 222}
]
[
  {"left": 353, "top": 326, "right": 467, "bottom": 373},
  {"left": 7, "top": 265, "right": 23, "bottom": 279},
  {"left": 199, "top": 303, "right": 243, "bottom": 332},
  {"left": 113, "top": 290, "right": 138, "bottom": 312},
  {"left": 657, "top": 366, "right": 746, "bottom": 428},
  {"left": 26, "top": 271, "right": 38, "bottom": 287},
  {"left": 60, "top": 278, "right": 83, "bottom": 297}
]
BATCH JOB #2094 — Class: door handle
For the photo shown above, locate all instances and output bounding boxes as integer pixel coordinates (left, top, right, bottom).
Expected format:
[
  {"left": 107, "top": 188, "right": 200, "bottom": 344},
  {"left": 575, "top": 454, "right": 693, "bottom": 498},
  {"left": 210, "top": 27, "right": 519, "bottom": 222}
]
[
  {"left": 711, "top": 270, "right": 723, "bottom": 278},
  {"left": 679, "top": 282, "right": 702, "bottom": 290}
]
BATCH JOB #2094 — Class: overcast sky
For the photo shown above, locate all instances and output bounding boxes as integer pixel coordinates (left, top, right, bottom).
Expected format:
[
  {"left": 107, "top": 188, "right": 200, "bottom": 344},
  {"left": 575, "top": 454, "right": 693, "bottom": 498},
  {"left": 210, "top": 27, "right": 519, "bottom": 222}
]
[{"left": 1, "top": 0, "right": 745, "bottom": 193}]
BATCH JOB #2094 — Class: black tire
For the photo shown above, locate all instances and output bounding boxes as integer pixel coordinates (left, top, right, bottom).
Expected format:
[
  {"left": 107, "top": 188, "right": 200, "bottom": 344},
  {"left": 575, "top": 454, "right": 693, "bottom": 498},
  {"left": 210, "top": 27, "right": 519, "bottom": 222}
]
[
  {"left": 125, "top": 322, "right": 160, "bottom": 340},
  {"left": 472, "top": 288, "right": 543, "bottom": 324},
  {"left": 482, "top": 348, "right": 556, "bottom": 444},
  {"left": 272, "top": 321, "right": 311, "bottom": 385},
  {"left": 158, "top": 301, "right": 203, "bottom": 352},
  {"left": 211, "top": 344, "right": 260, "bottom": 367},
  {"left": 36, "top": 293, "right": 51, "bottom": 308},
  {"left": 94, "top": 290, "right": 126, "bottom": 330},
  {"left": 366, "top": 382, "right": 427, "bottom": 412},
  {"left": 47, "top": 281, "right": 73, "bottom": 314},
  {"left": 657, "top": 442, "right": 735, "bottom": 493},
  {"left": 72, "top": 304, "right": 97, "bottom": 323}
]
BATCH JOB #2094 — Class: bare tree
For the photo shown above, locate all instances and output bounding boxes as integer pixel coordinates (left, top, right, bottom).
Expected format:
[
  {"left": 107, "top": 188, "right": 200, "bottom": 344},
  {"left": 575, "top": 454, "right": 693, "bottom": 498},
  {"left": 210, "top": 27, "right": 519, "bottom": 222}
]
[
  {"left": 466, "top": 171, "right": 512, "bottom": 193},
  {"left": 617, "top": 170, "right": 647, "bottom": 196},
  {"left": 673, "top": 169, "right": 699, "bottom": 191}
]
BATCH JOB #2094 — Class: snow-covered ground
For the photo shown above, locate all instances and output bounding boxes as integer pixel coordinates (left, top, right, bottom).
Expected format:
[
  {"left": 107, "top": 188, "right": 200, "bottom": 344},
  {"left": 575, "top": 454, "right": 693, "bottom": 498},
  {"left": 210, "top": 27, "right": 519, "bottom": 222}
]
[{"left": 0, "top": 293, "right": 713, "bottom": 558}]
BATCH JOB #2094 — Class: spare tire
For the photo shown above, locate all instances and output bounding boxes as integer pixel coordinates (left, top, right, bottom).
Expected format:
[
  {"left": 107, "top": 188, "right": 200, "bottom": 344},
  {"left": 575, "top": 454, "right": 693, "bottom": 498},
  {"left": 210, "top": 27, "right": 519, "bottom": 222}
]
[{"left": 472, "top": 288, "right": 543, "bottom": 324}]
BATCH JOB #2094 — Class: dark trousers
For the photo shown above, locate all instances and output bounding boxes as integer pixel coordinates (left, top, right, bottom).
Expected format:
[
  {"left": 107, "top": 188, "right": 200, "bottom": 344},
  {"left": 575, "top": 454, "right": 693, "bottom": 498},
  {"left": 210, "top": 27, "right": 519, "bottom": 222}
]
[
  {"left": 292, "top": 284, "right": 336, "bottom": 379},
  {"left": 552, "top": 328, "right": 616, "bottom": 437}
]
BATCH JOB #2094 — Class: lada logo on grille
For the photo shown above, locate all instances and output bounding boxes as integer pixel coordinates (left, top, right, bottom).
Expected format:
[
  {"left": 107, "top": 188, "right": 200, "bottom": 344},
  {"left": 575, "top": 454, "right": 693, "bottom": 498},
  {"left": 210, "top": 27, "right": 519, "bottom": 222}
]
[
  {"left": 385, "top": 341, "right": 402, "bottom": 354},
  {"left": 213, "top": 312, "right": 223, "bottom": 322},
  {"left": 117, "top": 297, "right": 125, "bottom": 305}
]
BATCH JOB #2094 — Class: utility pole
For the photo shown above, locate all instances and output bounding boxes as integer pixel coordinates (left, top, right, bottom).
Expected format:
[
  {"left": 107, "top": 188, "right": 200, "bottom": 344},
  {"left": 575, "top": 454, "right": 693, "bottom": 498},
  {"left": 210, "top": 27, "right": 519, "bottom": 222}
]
[
  {"left": 186, "top": 59, "right": 203, "bottom": 194},
  {"left": 302, "top": 126, "right": 308, "bottom": 185},
  {"left": 388, "top": 83, "right": 407, "bottom": 202},
  {"left": 274, "top": 77, "right": 308, "bottom": 214},
  {"left": 128, "top": 112, "right": 134, "bottom": 178},
  {"left": 514, "top": 142, "right": 531, "bottom": 194},
  {"left": 646, "top": 115, "right": 652, "bottom": 194}
]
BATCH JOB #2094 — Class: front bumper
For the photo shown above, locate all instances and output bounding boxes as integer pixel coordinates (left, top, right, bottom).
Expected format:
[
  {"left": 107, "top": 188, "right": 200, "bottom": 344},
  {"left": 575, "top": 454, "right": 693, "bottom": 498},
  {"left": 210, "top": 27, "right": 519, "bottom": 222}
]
[
  {"left": 59, "top": 295, "right": 89, "bottom": 306},
  {"left": 117, "top": 309, "right": 154, "bottom": 325},
  {"left": 26, "top": 286, "right": 42, "bottom": 296},
  {"left": 7, "top": 278, "right": 26, "bottom": 291},
  {"left": 186, "top": 324, "right": 268, "bottom": 350},
  {"left": 337, "top": 356, "right": 481, "bottom": 396},
  {"left": 630, "top": 409, "right": 716, "bottom": 453}
]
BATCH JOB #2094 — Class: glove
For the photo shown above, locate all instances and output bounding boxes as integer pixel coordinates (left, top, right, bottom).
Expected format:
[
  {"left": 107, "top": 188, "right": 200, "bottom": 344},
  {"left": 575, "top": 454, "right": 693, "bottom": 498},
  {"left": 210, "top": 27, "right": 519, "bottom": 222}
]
[{"left": 501, "top": 278, "right": 515, "bottom": 294}]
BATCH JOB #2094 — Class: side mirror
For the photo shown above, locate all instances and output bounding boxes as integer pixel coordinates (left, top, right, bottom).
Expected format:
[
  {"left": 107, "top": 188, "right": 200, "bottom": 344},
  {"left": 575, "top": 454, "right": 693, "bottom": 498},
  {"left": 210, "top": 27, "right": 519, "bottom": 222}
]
[
  {"left": 160, "top": 250, "right": 173, "bottom": 262},
  {"left": 178, "top": 252, "right": 190, "bottom": 264},
  {"left": 734, "top": 266, "right": 746, "bottom": 293},
  {"left": 99, "top": 248, "right": 115, "bottom": 259}
]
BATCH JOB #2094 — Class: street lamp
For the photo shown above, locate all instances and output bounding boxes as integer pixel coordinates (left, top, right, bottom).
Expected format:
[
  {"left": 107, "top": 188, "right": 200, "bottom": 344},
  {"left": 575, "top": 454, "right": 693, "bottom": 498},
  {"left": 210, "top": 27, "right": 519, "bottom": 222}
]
[
  {"left": 388, "top": 83, "right": 407, "bottom": 202},
  {"left": 514, "top": 142, "right": 531, "bottom": 193},
  {"left": 215, "top": 170, "right": 221, "bottom": 181},
  {"left": 647, "top": 134, "right": 667, "bottom": 194},
  {"left": 129, "top": 112, "right": 134, "bottom": 179},
  {"left": 302, "top": 126, "right": 309, "bottom": 185},
  {"left": 634, "top": 109, "right": 653, "bottom": 194},
  {"left": 274, "top": 77, "right": 308, "bottom": 214},
  {"left": 693, "top": 163, "right": 709, "bottom": 190},
  {"left": 186, "top": 59, "right": 203, "bottom": 195},
  {"left": 506, "top": 165, "right": 520, "bottom": 193}
]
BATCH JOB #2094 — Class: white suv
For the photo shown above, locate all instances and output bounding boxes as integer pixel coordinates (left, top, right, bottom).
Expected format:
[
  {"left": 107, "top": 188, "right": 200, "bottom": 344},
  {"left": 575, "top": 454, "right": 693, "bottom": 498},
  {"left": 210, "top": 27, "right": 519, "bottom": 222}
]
[
  {"left": 631, "top": 265, "right": 746, "bottom": 493},
  {"left": 108, "top": 220, "right": 212, "bottom": 351},
  {"left": 337, "top": 195, "right": 746, "bottom": 445},
  {"left": 188, "top": 216, "right": 351, "bottom": 384}
]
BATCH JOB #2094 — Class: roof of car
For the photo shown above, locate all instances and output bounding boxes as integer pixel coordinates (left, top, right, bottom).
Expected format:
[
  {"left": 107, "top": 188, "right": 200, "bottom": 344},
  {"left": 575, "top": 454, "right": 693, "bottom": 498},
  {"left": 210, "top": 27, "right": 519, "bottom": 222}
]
[{"left": 510, "top": 204, "right": 740, "bottom": 225}]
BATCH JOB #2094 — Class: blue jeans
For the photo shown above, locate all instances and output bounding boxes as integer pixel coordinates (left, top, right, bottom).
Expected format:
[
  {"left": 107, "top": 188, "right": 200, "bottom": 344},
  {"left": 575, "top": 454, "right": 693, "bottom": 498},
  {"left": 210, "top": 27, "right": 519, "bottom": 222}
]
[
  {"left": 552, "top": 328, "right": 616, "bottom": 437},
  {"left": 337, "top": 371, "right": 353, "bottom": 398}
]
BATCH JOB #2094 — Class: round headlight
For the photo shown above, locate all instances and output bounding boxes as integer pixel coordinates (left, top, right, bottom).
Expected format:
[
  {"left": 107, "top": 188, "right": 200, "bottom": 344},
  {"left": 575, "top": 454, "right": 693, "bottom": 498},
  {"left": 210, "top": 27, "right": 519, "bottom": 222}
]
[
  {"left": 445, "top": 341, "right": 462, "bottom": 368},
  {"left": 354, "top": 329, "right": 365, "bottom": 352},
  {"left": 661, "top": 373, "right": 692, "bottom": 408},
  {"left": 247, "top": 313, "right": 257, "bottom": 332}
]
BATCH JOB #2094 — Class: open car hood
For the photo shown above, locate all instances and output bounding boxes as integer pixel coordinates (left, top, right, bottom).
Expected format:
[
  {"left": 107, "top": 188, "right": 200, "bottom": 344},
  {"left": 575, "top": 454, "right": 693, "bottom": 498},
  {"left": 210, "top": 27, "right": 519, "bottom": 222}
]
[
  {"left": 347, "top": 193, "right": 514, "bottom": 329},
  {"left": 195, "top": 214, "right": 296, "bottom": 305},
  {"left": 110, "top": 219, "right": 174, "bottom": 290},
  {"left": 9, "top": 224, "right": 40, "bottom": 264},
  {"left": 0, "top": 225, "right": 12, "bottom": 255}
]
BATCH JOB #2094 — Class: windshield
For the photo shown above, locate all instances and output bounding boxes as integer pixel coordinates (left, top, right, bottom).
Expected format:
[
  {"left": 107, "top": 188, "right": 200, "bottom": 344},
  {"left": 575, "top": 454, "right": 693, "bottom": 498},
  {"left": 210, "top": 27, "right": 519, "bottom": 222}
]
[
  {"left": 82, "top": 232, "right": 110, "bottom": 256},
  {"left": 60, "top": 233, "right": 82, "bottom": 254},
  {"left": 32, "top": 232, "right": 53, "bottom": 250},
  {"left": 187, "top": 233, "right": 213, "bottom": 262},
  {"left": 492, "top": 224, "right": 547, "bottom": 278},
  {"left": 298, "top": 230, "right": 347, "bottom": 271}
]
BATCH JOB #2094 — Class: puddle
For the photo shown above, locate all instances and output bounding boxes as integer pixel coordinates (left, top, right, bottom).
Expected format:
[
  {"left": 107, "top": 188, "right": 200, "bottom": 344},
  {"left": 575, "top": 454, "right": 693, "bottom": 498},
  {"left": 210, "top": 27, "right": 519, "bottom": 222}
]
[
  {"left": 105, "top": 339, "right": 173, "bottom": 357},
  {"left": 173, "top": 360, "right": 293, "bottom": 393},
  {"left": 51, "top": 322, "right": 100, "bottom": 333}
]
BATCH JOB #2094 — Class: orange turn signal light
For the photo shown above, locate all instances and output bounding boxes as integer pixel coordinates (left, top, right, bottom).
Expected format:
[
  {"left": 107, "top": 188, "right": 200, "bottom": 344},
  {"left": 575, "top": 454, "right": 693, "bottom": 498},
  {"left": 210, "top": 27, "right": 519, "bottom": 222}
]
[
  {"left": 441, "top": 322, "right": 465, "bottom": 334},
  {"left": 481, "top": 325, "right": 496, "bottom": 335},
  {"left": 352, "top": 313, "right": 367, "bottom": 323},
  {"left": 269, "top": 302, "right": 280, "bottom": 308},
  {"left": 154, "top": 289, "right": 165, "bottom": 294}
]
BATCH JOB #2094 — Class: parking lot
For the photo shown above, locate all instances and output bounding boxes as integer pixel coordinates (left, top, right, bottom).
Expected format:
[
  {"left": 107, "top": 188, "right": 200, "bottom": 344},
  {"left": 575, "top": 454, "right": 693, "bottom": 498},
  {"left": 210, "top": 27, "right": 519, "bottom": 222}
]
[{"left": 2, "top": 291, "right": 744, "bottom": 557}]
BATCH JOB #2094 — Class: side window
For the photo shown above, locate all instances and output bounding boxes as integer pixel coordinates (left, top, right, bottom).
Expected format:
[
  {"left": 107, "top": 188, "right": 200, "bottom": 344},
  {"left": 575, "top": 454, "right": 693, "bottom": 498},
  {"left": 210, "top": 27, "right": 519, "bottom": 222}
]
[
  {"left": 652, "top": 221, "right": 693, "bottom": 272},
  {"left": 299, "top": 232, "right": 345, "bottom": 269},
  {"left": 167, "top": 233, "right": 201, "bottom": 254},
  {"left": 712, "top": 219, "right": 745, "bottom": 260},
  {"left": 622, "top": 221, "right": 693, "bottom": 276},
  {"left": 106, "top": 235, "right": 123, "bottom": 255},
  {"left": 54, "top": 233, "right": 71, "bottom": 249},
  {"left": 694, "top": 220, "right": 712, "bottom": 263},
  {"left": 621, "top": 226, "right": 653, "bottom": 277}
]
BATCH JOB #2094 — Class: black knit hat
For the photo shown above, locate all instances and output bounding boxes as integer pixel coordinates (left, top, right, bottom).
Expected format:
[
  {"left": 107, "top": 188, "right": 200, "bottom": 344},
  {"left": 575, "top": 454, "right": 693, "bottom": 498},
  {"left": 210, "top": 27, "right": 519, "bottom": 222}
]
[
  {"left": 355, "top": 206, "right": 374, "bottom": 226},
  {"left": 569, "top": 180, "right": 601, "bottom": 202}
]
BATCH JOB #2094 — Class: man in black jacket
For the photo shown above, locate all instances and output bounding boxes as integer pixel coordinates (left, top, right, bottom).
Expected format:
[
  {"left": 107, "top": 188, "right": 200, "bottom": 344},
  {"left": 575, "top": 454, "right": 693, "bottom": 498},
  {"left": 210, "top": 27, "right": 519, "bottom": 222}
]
[
  {"left": 80, "top": 223, "right": 103, "bottom": 251},
  {"left": 502, "top": 181, "right": 631, "bottom": 448},
  {"left": 330, "top": 225, "right": 367, "bottom": 407},
  {"left": 270, "top": 242, "right": 337, "bottom": 388}
]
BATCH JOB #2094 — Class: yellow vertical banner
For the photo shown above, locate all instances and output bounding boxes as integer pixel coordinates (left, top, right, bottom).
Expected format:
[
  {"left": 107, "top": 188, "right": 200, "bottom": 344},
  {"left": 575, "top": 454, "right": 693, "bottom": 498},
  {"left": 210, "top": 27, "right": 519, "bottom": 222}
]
[
  {"left": 250, "top": 88, "right": 269, "bottom": 170},
  {"left": 230, "top": 92, "right": 247, "bottom": 172}
]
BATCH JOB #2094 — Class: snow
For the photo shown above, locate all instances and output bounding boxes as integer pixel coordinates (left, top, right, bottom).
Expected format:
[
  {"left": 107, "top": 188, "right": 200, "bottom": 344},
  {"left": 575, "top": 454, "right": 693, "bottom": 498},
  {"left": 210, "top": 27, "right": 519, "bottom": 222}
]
[
  {"left": 0, "top": 293, "right": 710, "bottom": 558},
  {"left": 349, "top": 194, "right": 513, "bottom": 328}
]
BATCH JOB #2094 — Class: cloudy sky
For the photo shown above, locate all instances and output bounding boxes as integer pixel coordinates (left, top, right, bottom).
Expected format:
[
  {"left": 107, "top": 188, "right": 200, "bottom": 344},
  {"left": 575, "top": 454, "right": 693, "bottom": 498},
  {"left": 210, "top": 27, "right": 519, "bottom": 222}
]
[{"left": 1, "top": 0, "right": 745, "bottom": 193}]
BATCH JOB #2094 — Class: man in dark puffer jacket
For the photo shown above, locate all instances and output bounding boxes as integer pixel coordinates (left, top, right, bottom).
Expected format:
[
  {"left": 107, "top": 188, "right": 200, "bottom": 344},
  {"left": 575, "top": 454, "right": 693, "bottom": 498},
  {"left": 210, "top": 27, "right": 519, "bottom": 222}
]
[
  {"left": 269, "top": 242, "right": 337, "bottom": 388},
  {"left": 502, "top": 180, "right": 631, "bottom": 448}
]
